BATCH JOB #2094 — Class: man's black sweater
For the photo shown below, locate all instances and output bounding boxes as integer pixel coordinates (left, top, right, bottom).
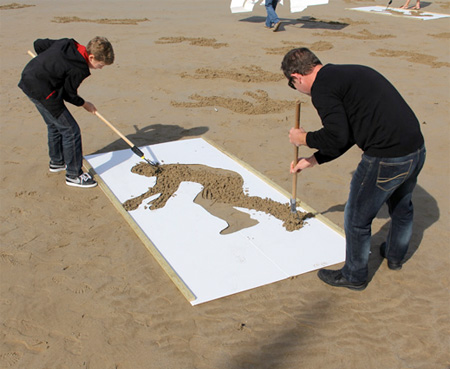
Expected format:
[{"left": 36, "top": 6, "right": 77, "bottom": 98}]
[
  {"left": 306, "top": 64, "right": 424, "bottom": 164},
  {"left": 18, "top": 38, "right": 90, "bottom": 118}
]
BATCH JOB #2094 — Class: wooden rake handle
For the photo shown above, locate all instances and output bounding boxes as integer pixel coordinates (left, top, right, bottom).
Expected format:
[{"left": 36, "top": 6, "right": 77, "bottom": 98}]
[
  {"left": 292, "top": 101, "right": 301, "bottom": 203},
  {"left": 94, "top": 111, "right": 135, "bottom": 148}
]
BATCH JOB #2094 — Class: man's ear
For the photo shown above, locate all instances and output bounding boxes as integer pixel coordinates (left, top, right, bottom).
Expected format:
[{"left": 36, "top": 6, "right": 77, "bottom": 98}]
[{"left": 290, "top": 73, "right": 303, "bottom": 84}]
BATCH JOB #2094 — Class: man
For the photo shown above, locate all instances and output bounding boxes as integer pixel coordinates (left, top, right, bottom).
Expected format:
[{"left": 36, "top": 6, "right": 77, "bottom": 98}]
[
  {"left": 281, "top": 48, "right": 425, "bottom": 290},
  {"left": 19, "top": 36, "right": 114, "bottom": 188}
]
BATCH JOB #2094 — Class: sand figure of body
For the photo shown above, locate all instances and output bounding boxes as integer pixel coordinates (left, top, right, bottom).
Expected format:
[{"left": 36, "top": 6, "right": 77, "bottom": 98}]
[
  {"left": 171, "top": 90, "right": 293, "bottom": 115},
  {"left": 52, "top": 16, "right": 149, "bottom": 25},
  {"left": 123, "top": 162, "right": 312, "bottom": 234}
]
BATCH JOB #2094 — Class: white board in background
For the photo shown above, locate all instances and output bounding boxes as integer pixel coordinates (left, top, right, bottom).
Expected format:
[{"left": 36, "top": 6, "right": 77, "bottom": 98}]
[
  {"left": 85, "top": 138, "right": 345, "bottom": 305},
  {"left": 230, "top": 0, "right": 327, "bottom": 14},
  {"left": 290, "top": 0, "right": 328, "bottom": 13},
  {"left": 348, "top": 6, "right": 450, "bottom": 20},
  {"left": 230, "top": 0, "right": 260, "bottom": 13}
]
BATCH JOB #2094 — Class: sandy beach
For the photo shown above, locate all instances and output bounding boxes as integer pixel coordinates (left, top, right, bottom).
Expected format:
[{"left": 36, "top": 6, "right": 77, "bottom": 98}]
[{"left": 1, "top": 0, "right": 449, "bottom": 368}]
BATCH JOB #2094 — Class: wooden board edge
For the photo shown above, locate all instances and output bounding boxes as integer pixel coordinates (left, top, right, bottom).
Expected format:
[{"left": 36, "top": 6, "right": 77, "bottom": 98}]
[{"left": 83, "top": 159, "right": 197, "bottom": 303}]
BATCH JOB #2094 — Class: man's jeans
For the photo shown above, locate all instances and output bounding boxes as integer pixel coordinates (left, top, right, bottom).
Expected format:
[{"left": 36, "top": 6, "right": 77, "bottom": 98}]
[
  {"left": 342, "top": 145, "right": 426, "bottom": 283},
  {"left": 265, "top": 0, "right": 280, "bottom": 28},
  {"left": 30, "top": 98, "right": 83, "bottom": 177}
]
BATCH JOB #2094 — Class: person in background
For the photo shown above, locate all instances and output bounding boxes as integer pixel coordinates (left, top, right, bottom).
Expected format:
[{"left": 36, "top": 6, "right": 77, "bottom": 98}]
[
  {"left": 281, "top": 47, "right": 425, "bottom": 290},
  {"left": 400, "top": 0, "right": 420, "bottom": 9},
  {"left": 19, "top": 36, "right": 114, "bottom": 188},
  {"left": 265, "top": 0, "right": 282, "bottom": 32}
]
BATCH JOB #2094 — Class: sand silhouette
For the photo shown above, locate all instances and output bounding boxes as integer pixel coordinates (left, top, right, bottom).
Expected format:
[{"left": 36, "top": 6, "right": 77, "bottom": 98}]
[
  {"left": 171, "top": 90, "right": 293, "bottom": 114},
  {"left": 123, "top": 162, "right": 312, "bottom": 234},
  {"left": 371, "top": 49, "right": 450, "bottom": 68},
  {"left": 264, "top": 40, "right": 334, "bottom": 55},
  {"left": 313, "top": 29, "right": 395, "bottom": 40},
  {"left": 155, "top": 36, "right": 228, "bottom": 49},
  {"left": 180, "top": 65, "right": 284, "bottom": 83},
  {"left": 0, "top": 3, "right": 34, "bottom": 10},
  {"left": 52, "top": 16, "right": 149, "bottom": 25}
]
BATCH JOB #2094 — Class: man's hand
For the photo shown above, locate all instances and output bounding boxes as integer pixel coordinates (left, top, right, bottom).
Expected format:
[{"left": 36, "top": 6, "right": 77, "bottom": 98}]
[
  {"left": 290, "top": 155, "right": 318, "bottom": 173},
  {"left": 289, "top": 127, "right": 308, "bottom": 147},
  {"left": 83, "top": 101, "right": 97, "bottom": 114}
]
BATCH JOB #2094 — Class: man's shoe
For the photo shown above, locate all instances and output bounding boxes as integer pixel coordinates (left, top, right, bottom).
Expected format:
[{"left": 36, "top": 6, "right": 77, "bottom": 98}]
[
  {"left": 49, "top": 163, "right": 66, "bottom": 173},
  {"left": 380, "top": 243, "right": 403, "bottom": 270},
  {"left": 66, "top": 173, "right": 97, "bottom": 188},
  {"left": 317, "top": 269, "right": 367, "bottom": 290},
  {"left": 273, "top": 21, "right": 282, "bottom": 32}
]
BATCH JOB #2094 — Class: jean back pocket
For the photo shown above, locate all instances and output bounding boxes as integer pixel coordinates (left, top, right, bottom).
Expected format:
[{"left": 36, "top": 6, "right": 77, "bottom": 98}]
[{"left": 376, "top": 160, "right": 412, "bottom": 192}]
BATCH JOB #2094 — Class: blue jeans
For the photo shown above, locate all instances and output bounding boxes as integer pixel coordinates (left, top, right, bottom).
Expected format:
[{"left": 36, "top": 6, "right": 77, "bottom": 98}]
[
  {"left": 265, "top": 0, "right": 279, "bottom": 28},
  {"left": 30, "top": 98, "right": 83, "bottom": 177},
  {"left": 342, "top": 145, "right": 426, "bottom": 283}
]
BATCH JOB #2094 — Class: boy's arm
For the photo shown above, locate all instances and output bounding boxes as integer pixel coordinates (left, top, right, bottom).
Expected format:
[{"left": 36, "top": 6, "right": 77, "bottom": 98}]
[
  {"left": 34, "top": 38, "right": 57, "bottom": 55},
  {"left": 62, "top": 70, "right": 88, "bottom": 107}
]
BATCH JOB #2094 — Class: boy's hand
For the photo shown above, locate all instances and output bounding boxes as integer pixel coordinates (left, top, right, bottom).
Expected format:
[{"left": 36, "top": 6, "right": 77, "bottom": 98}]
[{"left": 83, "top": 101, "right": 97, "bottom": 114}]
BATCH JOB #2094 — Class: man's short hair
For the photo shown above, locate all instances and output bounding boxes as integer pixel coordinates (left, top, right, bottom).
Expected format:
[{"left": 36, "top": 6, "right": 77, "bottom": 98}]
[
  {"left": 281, "top": 48, "right": 322, "bottom": 78},
  {"left": 86, "top": 36, "right": 114, "bottom": 65}
]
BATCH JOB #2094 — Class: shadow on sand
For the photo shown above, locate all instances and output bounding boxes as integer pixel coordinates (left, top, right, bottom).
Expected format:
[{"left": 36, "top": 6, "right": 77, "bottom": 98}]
[
  {"left": 238, "top": 15, "right": 349, "bottom": 31},
  {"left": 89, "top": 123, "right": 209, "bottom": 156},
  {"left": 321, "top": 184, "right": 439, "bottom": 282}
]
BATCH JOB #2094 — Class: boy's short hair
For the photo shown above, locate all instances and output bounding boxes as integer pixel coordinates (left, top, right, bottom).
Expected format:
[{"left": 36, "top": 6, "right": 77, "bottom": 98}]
[
  {"left": 281, "top": 48, "right": 322, "bottom": 78},
  {"left": 86, "top": 36, "right": 114, "bottom": 65}
]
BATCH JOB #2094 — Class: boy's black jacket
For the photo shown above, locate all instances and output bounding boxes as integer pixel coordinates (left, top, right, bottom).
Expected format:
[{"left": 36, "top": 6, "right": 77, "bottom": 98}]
[{"left": 18, "top": 38, "right": 90, "bottom": 118}]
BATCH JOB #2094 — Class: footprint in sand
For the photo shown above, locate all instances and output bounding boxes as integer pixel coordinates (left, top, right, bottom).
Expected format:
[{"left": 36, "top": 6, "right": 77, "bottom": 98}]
[
  {"left": 0, "top": 352, "right": 22, "bottom": 368},
  {"left": 0, "top": 252, "right": 20, "bottom": 266},
  {"left": 3, "top": 319, "right": 49, "bottom": 354},
  {"left": 51, "top": 274, "right": 92, "bottom": 294}
]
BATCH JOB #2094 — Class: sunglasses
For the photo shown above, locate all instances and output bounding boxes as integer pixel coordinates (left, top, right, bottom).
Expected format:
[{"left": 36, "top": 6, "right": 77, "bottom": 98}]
[{"left": 288, "top": 77, "right": 296, "bottom": 90}]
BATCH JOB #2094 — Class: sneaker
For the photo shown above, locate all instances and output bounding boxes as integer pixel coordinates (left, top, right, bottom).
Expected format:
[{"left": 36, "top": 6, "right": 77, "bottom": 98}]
[
  {"left": 317, "top": 269, "right": 367, "bottom": 290},
  {"left": 49, "top": 163, "right": 66, "bottom": 173},
  {"left": 273, "top": 21, "right": 282, "bottom": 32},
  {"left": 65, "top": 173, "right": 97, "bottom": 188},
  {"left": 380, "top": 243, "right": 403, "bottom": 270}
]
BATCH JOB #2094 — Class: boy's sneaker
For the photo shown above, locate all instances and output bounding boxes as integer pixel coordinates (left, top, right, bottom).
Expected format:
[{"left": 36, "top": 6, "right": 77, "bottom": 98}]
[
  {"left": 49, "top": 163, "right": 66, "bottom": 173},
  {"left": 65, "top": 173, "right": 97, "bottom": 188}
]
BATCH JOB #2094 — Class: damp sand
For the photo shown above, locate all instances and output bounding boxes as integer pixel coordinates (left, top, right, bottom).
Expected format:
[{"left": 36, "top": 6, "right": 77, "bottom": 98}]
[{"left": 123, "top": 162, "right": 313, "bottom": 233}]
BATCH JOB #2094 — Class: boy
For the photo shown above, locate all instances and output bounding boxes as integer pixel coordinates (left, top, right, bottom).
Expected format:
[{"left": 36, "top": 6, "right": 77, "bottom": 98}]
[{"left": 18, "top": 36, "right": 114, "bottom": 188}]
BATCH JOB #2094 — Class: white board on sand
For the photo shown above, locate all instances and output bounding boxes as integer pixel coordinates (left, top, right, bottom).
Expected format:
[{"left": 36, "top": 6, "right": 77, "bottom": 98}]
[
  {"left": 230, "top": 0, "right": 327, "bottom": 14},
  {"left": 85, "top": 138, "right": 345, "bottom": 305},
  {"left": 349, "top": 6, "right": 450, "bottom": 20}
]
